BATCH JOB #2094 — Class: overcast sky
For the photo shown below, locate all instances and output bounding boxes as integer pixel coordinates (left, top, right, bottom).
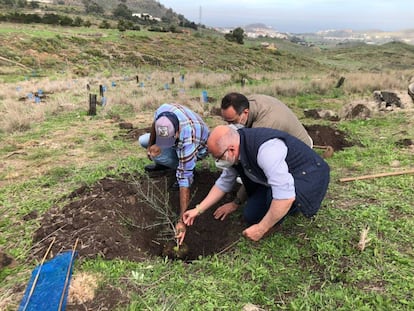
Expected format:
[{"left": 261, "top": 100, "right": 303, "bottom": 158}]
[{"left": 158, "top": 0, "right": 414, "bottom": 33}]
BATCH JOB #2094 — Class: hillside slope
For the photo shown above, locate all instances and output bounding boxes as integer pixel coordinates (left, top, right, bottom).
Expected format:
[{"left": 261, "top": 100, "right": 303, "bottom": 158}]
[
  {"left": 0, "top": 23, "right": 327, "bottom": 80},
  {"left": 1, "top": 23, "right": 414, "bottom": 81}
]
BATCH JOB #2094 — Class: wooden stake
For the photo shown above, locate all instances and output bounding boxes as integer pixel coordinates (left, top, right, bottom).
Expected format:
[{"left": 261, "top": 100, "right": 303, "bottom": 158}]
[
  {"left": 22, "top": 237, "right": 56, "bottom": 311},
  {"left": 58, "top": 238, "right": 79, "bottom": 311},
  {"left": 339, "top": 169, "right": 414, "bottom": 182}
]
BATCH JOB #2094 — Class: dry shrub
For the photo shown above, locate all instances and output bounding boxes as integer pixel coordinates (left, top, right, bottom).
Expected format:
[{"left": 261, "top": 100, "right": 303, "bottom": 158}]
[
  {"left": 0, "top": 288, "right": 20, "bottom": 311},
  {"left": 224, "top": 72, "right": 338, "bottom": 97},
  {"left": 134, "top": 93, "right": 165, "bottom": 112},
  {"left": 7, "top": 69, "right": 410, "bottom": 134},
  {"left": 50, "top": 93, "right": 79, "bottom": 113},
  {"left": 0, "top": 76, "right": 91, "bottom": 133},
  {"left": 68, "top": 272, "right": 101, "bottom": 304},
  {"left": 183, "top": 72, "right": 231, "bottom": 88},
  {"left": 0, "top": 94, "right": 78, "bottom": 133},
  {"left": 249, "top": 79, "right": 308, "bottom": 97},
  {"left": 0, "top": 100, "right": 44, "bottom": 133},
  {"left": 309, "top": 76, "right": 338, "bottom": 94},
  {"left": 343, "top": 71, "right": 411, "bottom": 94},
  {"left": 239, "top": 71, "right": 413, "bottom": 97}
]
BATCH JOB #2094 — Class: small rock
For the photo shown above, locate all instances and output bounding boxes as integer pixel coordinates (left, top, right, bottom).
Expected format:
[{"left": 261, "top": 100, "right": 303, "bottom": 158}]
[
  {"left": 0, "top": 250, "right": 16, "bottom": 269},
  {"left": 390, "top": 160, "right": 400, "bottom": 167},
  {"left": 243, "top": 303, "right": 266, "bottom": 311},
  {"left": 119, "top": 122, "right": 133, "bottom": 129}
]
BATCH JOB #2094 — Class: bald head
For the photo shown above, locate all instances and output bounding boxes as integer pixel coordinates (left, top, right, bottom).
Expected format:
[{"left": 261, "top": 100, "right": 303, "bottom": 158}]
[{"left": 207, "top": 125, "right": 240, "bottom": 158}]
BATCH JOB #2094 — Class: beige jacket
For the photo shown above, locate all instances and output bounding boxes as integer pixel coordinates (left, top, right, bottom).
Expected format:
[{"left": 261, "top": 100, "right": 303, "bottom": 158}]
[
  {"left": 246, "top": 94, "right": 312, "bottom": 146},
  {"left": 235, "top": 94, "right": 312, "bottom": 204}
]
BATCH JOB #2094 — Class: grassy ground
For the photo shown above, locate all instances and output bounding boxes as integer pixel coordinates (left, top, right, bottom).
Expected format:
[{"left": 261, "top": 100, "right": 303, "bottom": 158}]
[
  {"left": 1, "top": 69, "right": 413, "bottom": 310},
  {"left": 1, "top": 23, "right": 414, "bottom": 311}
]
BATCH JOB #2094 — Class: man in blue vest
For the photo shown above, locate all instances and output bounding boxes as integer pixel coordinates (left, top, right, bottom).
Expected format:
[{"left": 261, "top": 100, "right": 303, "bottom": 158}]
[{"left": 182, "top": 125, "right": 330, "bottom": 242}]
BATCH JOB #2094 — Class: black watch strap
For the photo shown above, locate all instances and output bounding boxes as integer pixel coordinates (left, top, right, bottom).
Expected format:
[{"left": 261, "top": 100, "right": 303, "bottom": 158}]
[{"left": 234, "top": 197, "right": 242, "bottom": 206}]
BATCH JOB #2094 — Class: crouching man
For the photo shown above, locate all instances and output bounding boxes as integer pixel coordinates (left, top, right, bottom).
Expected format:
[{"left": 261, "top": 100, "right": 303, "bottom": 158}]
[{"left": 182, "top": 125, "right": 330, "bottom": 241}]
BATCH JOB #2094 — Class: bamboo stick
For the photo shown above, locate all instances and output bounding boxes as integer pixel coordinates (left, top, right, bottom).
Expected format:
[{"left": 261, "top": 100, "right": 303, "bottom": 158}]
[
  {"left": 58, "top": 238, "right": 79, "bottom": 311},
  {"left": 22, "top": 237, "right": 56, "bottom": 311},
  {"left": 0, "top": 55, "right": 31, "bottom": 71},
  {"left": 339, "top": 169, "right": 414, "bottom": 182},
  {"left": 313, "top": 145, "right": 331, "bottom": 149}
]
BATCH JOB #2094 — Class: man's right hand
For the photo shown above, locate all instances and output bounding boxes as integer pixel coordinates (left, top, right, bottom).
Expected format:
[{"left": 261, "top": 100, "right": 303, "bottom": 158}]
[
  {"left": 213, "top": 202, "right": 238, "bottom": 221},
  {"left": 175, "top": 221, "right": 186, "bottom": 245}
]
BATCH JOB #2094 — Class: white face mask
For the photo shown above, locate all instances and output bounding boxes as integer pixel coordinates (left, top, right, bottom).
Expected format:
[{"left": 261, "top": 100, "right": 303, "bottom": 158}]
[
  {"left": 234, "top": 113, "right": 246, "bottom": 129},
  {"left": 215, "top": 159, "right": 234, "bottom": 170},
  {"left": 231, "top": 123, "right": 244, "bottom": 130},
  {"left": 214, "top": 151, "right": 235, "bottom": 170}
]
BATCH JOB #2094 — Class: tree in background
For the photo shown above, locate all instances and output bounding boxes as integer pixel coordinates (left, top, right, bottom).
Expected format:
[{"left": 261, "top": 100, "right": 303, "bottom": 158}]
[
  {"left": 99, "top": 19, "right": 111, "bottom": 29},
  {"left": 225, "top": 27, "right": 245, "bottom": 44},
  {"left": 82, "top": 0, "right": 104, "bottom": 15},
  {"left": 29, "top": 1, "right": 39, "bottom": 9},
  {"left": 113, "top": 3, "right": 132, "bottom": 20}
]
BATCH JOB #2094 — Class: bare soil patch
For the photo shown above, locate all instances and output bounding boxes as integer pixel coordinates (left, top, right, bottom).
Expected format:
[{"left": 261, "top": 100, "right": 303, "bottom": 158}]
[{"left": 305, "top": 124, "right": 354, "bottom": 151}]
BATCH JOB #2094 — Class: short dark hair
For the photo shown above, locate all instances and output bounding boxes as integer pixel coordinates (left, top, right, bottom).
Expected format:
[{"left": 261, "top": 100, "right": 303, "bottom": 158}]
[{"left": 221, "top": 92, "right": 249, "bottom": 114}]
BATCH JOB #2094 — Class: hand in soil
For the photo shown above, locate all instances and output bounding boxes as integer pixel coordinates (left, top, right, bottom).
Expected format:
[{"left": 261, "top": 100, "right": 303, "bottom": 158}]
[
  {"left": 175, "top": 221, "right": 186, "bottom": 245},
  {"left": 213, "top": 202, "right": 238, "bottom": 221}
]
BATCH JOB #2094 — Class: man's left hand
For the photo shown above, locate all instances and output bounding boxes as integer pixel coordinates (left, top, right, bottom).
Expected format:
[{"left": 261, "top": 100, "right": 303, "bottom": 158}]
[
  {"left": 242, "top": 224, "right": 267, "bottom": 241},
  {"left": 175, "top": 221, "right": 186, "bottom": 245},
  {"left": 214, "top": 202, "right": 238, "bottom": 221}
]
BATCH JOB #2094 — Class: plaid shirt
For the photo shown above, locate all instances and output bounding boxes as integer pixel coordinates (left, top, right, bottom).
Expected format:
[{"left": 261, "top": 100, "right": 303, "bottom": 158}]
[{"left": 155, "top": 103, "right": 209, "bottom": 187}]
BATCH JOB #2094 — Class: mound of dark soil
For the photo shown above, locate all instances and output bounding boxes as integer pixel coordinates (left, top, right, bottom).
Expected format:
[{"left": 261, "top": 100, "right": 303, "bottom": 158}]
[
  {"left": 32, "top": 170, "right": 245, "bottom": 263},
  {"left": 306, "top": 124, "right": 354, "bottom": 151}
]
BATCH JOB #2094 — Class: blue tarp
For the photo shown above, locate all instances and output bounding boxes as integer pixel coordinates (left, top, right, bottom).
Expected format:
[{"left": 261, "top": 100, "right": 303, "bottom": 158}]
[{"left": 19, "top": 251, "right": 77, "bottom": 311}]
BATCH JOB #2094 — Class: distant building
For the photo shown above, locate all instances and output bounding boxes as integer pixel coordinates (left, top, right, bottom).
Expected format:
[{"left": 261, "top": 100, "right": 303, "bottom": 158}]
[{"left": 132, "top": 13, "right": 161, "bottom": 22}]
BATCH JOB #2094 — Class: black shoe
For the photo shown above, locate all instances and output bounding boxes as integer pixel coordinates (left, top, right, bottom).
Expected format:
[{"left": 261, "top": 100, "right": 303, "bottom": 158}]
[
  {"left": 170, "top": 181, "right": 179, "bottom": 191},
  {"left": 144, "top": 163, "right": 170, "bottom": 172}
]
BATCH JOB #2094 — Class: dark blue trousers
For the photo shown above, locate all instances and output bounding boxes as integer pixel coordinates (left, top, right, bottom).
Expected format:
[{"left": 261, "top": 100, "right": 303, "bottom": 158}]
[{"left": 243, "top": 185, "right": 299, "bottom": 225}]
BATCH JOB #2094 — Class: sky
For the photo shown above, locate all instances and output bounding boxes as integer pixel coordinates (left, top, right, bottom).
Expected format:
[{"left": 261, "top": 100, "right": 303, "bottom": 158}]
[{"left": 158, "top": 0, "right": 414, "bottom": 33}]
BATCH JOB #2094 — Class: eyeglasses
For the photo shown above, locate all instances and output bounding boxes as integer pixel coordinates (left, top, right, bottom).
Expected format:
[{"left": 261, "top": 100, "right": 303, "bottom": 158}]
[{"left": 215, "top": 148, "right": 228, "bottom": 162}]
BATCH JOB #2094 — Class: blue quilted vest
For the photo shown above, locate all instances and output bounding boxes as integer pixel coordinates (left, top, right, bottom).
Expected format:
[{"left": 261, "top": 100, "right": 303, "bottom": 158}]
[{"left": 236, "top": 127, "right": 330, "bottom": 217}]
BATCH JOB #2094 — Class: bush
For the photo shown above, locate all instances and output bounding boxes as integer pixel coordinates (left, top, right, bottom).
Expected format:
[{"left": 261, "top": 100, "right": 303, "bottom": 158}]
[{"left": 225, "top": 27, "right": 245, "bottom": 44}]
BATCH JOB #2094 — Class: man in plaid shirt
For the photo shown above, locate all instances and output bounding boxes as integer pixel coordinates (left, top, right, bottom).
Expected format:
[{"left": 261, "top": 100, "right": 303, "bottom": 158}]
[{"left": 138, "top": 103, "right": 209, "bottom": 244}]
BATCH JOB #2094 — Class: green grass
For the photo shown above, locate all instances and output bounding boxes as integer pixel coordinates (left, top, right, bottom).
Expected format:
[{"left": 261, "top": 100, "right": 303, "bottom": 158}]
[
  {"left": 2, "top": 103, "right": 413, "bottom": 310},
  {"left": 1, "top": 19, "right": 414, "bottom": 310}
]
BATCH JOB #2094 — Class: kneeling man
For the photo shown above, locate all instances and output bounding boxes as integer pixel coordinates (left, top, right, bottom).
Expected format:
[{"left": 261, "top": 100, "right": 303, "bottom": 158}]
[{"left": 183, "top": 125, "right": 330, "bottom": 241}]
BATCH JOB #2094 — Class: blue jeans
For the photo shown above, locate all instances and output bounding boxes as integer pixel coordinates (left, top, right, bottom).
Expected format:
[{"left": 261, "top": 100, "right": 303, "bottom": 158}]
[
  {"left": 138, "top": 133, "right": 178, "bottom": 169},
  {"left": 243, "top": 185, "right": 298, "bottom": 225}
]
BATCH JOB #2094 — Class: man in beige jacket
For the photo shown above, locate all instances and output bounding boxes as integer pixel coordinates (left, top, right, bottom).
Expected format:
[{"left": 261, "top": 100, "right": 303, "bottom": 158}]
[{"left": 218, "top": 92, "right": 313, "bottom": 216}]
